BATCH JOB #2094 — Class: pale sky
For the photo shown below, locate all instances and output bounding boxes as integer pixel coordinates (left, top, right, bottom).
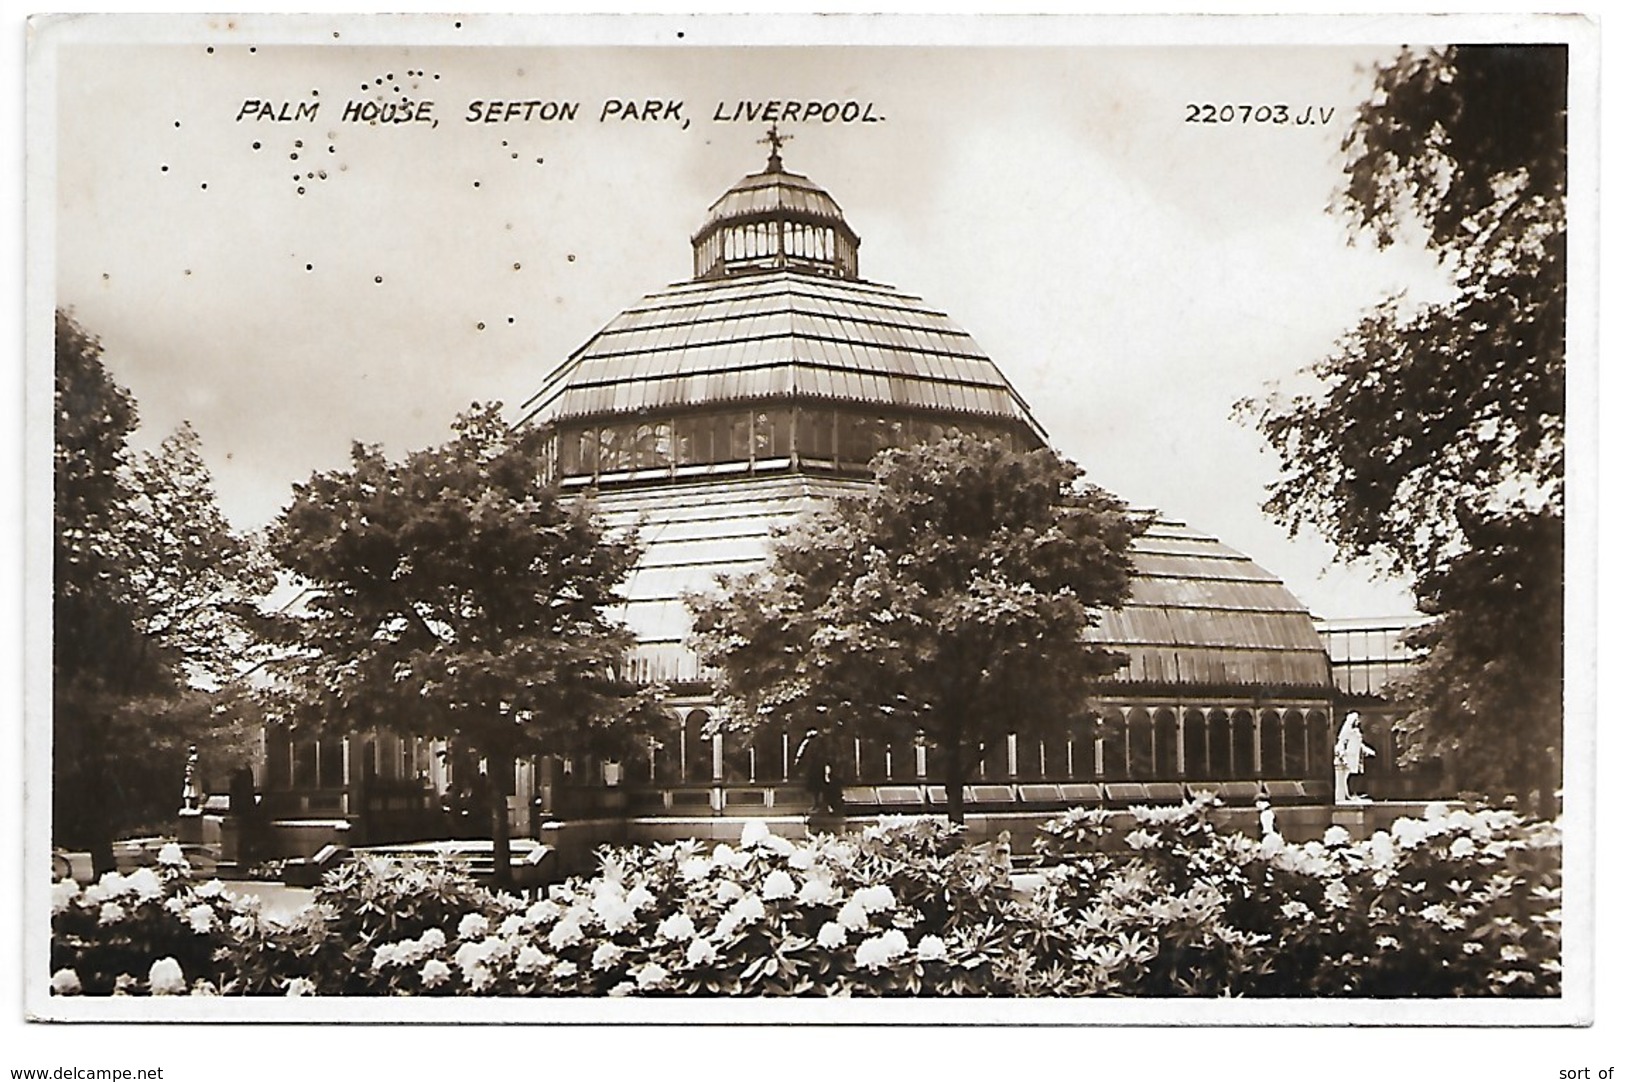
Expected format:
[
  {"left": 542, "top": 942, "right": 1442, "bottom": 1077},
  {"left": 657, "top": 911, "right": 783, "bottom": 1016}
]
[{"left": 47, "top": 25, "right": 1459, "bottom": 619}]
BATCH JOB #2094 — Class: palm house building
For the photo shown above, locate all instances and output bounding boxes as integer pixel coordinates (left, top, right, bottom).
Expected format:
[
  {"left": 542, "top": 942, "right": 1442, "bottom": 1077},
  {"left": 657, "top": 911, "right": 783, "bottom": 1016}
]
[
  {"left": 509, "top": 140, "right": 1337, "bottom": 818},
  {"left": 258, "top": 140, "right": 1340, "bottom": 839}
]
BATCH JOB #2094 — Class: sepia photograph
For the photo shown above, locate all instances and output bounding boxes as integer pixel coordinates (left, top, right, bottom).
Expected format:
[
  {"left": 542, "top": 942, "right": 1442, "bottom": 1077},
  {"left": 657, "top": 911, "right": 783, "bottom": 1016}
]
[{"left": 22, "top": 11, "right": 1600, "bottom": 1045}]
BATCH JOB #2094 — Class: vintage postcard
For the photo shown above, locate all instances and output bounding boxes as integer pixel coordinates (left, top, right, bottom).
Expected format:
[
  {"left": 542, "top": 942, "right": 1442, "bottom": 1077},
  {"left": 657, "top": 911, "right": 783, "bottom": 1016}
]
[{"left": 23, "top": 11, "right": 1600, "bottom": 1044}]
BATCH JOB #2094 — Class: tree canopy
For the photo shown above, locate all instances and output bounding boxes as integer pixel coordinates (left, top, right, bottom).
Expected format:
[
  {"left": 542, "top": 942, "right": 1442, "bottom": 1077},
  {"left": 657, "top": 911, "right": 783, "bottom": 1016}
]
[
  {"left": 265, "top": 404, "right": 663, "bottom": 879},
  {"left": 688, "top": 437, "right": 1147, "bottom": 824},
  {"left": 1239, "top": 46, "right": 1567, "bottom": 815},
  {"left": 53, "top": 310, "right": 272, "bottom": 865}
]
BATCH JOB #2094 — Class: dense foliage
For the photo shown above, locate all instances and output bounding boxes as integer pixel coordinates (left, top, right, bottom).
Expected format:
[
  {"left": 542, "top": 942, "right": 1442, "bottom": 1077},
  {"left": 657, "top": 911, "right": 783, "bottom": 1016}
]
[
  {"left": 53, "top": 311, "right": 272, "bottom": 866},
  {"left": 51, "top": 804, "right": 1560, "bottom": 999},
  {"left": 689, "top": 438, "right": 1146, "bottom": 823},
  {"left": 265, "top": 405, "right": 665, "bottom": 883},
  {"left": 1237, "top": 46, "right": 1567, "bottom": 815}
]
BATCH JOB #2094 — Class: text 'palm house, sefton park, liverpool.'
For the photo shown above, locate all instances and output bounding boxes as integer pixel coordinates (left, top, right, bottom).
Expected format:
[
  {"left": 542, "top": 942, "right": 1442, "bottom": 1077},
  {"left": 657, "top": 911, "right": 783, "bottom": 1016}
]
[{"left": 258, "top": 141, "right": 1417, "bottom": 869}]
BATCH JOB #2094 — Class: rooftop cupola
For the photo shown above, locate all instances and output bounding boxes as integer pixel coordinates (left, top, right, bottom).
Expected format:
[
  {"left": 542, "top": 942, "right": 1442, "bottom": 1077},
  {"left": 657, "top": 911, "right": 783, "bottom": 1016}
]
[{"left": 691, "top": 127, "right": 861, "bottom": 281}]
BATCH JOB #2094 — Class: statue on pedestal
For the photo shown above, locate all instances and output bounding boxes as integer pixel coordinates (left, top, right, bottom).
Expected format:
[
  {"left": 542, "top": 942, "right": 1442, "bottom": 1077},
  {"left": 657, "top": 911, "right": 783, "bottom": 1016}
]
[{"left": 1333, "top": 712, "right": 1375, "bottom": 804}]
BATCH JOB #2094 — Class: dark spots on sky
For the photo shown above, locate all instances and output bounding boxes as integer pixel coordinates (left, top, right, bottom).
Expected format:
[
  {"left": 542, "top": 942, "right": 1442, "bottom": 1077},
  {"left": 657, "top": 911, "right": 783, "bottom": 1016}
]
[
  {"left": 200, "top": 182, "right": 208, "bottom": 190},
  {"left": 174, "top": 120, "right": 181, "bottom": 128},
  {"left": 249, "top": 47, "right": 256, "bottom": 54},
  {"left": 101, "top": 273, "right": 110, "bottom": 281},
  {"left": 567, "top": 254, "right": 576, "bottom": 262},
  {"left": 297, "top": 186, "right": 306, "bottom": 195},
  {"left": 513, "top": 262, "right": 522, "bottom": 271},
  {"left": 206, "top": 46, "right": 214, "bottom": 54},
  {"left": 290, "top": 152, "right": 299, "bottom": 161},
  {"left": 677, "top": 31, "right": 685, "bottom": 38},
  {"left": 160, "top": 164, "right": 169, "bottom": 172},
  {"left": 375, "top": 276, "right": 384, "bottom": 284},
  {"left": 507, "top": 316, "right": 515, "bottom": 324},
  {"left": 183, "top": 269, "right": 192, "bottom": 277},
  {"left": 252, "top": 142, "right": 262, "bottom": 150},
  {"left": 476, "top": 321, "right": 486, "bottom": 331},
  {"left": 305, "top": 263, "right": 313, "bottom": 272},
  {"left": 535, "top": 158, "right": 544, "bottom": 165},
  {"left": 473, "top": 180, "right": 481, "bottom": 188}
]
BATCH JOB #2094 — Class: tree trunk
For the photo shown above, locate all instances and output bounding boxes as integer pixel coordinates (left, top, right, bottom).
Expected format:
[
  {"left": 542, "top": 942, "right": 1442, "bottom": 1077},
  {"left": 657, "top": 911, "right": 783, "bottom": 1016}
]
[
  {"left": 944, "top": 737, "right": 965, "bottom": 827},
  {"left": 489, "top": 752, "right": 514, "bottom": 890}
]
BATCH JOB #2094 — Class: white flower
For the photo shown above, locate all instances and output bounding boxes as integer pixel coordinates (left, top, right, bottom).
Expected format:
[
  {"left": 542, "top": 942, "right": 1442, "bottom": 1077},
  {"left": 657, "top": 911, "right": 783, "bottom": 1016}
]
[
  {"left": 1322, "top": 881, "right": 1351, "bottom": 909},
  {"left": 608, "top": 981, "right": 635, "bottom": 997},
  {"left": 548, "top": 918, "right": 584, "bottom": 950},
  {"left": 499, "top": 914, "right": 526, "bottom": 938},
  {"left": 51, "top": 879, "right": 80, "bottom": 915},
  {"left": 636, "top": 962, "right": 669, "bottom": 989},
  {"left": 98, "top": 902, "right": 127, "bottom": 926},
  {"left": 679, "top": 857, "right": 711, "bottom": 882},
  {"left": 714, "top": 880, "right": 744, "bottom": 904},
  {"left": 816, "top": 921, "right": 848, "bottom": 949},
  {"left": 553, "top": 960, "right": 578, "bottom": 979},
  {"left": 739, "top": 819, "right": 772, "bottom": 848},
  {"left": 514, "top": 946, "right": 548, "bottom": 974},
  {"left": 1501, "top": 944, "right": 1528, "bottom": 963},
  {"left": 788, "top": 848, "right": 816, "bottom": 871},
  {"left": 626, "top": 885, "right": 655, "bottom": 911},
  {"left": 457, "top": 913, "right": 490, "bottom": 940},
  {"left": 718, "top": 894, "right": 767, "bottom": 937},
  {"left": 854, "top": 929, "right": 909, "bottom": 970},
  {"left": 1424, "top": 801, "right": 1451, "bottom": 821},
  {"left": 420, "top": 927, "right": 447, "bottom": 952},
  {"left": 230, "top": 914, "right": 256, "bottom": 937},
  {"left": 1124, "top": 829, "right": 1159, "bottom": 850},
  {"left": 1364, "top": 832, "right": 1398, "bottom": 868},
  {"left": 762, "top": 834, "right": 796, "bottom": 857},
  {"left": 283, "top": 976, "right": 316, "bottom": 997},
  {"left": 148, "top": 957, "right": 187, "bottom": 996},
  {"left": 125, "top": 868, "right": 164, "bottom": 902},
  {"left": 1376, "top": 935, "right": 1399, "bottom": 950},
  {"left": 185, "top": 904, "right": 216, "bottom": 935},
  {"left": 420, "top": 959, "right": 452, "bottom": 988},
  {"left": 836, "top": 899, "right": 870, "bottom": 931},
  {"left": 797, "top": 877, "right": 838, "bottom": 907},
  {"left": 1323, "top": 825, "right": 1352, "bottom": 847},
  {"left": 50, "top": 968, "right": 83, "bottom": 996},
  {"left": 591, "top": 942, "right": 623, "bottom": 971},
  {"left": 1463, "top": 941, "right": 1484, "bottom": 955},
  {"left": 1449, "top": 836, "right": 1476, "bottom": 859},
  {"left": 593, "top": 894, "right": 637, "bottom": 933},
  {"left": 1392, "top": 817, "right": 1431, "bottom": 849},
  {"left": 194, "top": 879, "right": 226, "bottom": 900},
  {"left": 761, "top": 869, "right": 796, "bottom": 900},
  {"left": 915, "top": 935, "right": 948, "bottom": 962},
  {"left": 157, "top": 842, "right": 188, "bottom": 867},
  {"left": 526, "top": 899, "right": 563, "bottom": 924},
  {"left": 86, "top": 871, "right": 127, "bottom": 904},
  {"left": 685, "top": 938, "right": 718, "bottom": 967},
  {"left": 657, "top": 912, "right": 697, "bottom": 941},
  {"left": 852, "top": 884, "right": 897, "bottom": 913},
  {"left": 714, "top": 843, "right": 750, "bottom": 870}
]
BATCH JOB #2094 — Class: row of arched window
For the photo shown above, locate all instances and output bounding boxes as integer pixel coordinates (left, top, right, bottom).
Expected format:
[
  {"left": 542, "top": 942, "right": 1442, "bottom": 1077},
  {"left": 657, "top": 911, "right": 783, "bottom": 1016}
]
[
  {"left": 693, "top": 219, "right": 857, "bottom": 279},
  {"left": 618, "top": 707, "right": 1334, "bottom": 785},
  {"left": 552, "top": 407, "right": 1017, "bottom": 480}
]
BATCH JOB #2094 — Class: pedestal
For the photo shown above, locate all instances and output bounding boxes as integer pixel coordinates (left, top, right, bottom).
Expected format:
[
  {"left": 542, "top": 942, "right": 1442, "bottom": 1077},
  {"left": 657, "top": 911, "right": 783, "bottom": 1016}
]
[
  {"left": 176, "top": 808, "right": 205, "bottom": 846},
  {"left": 1331, "top": 803, "right": 1373, "bottom": 839}
]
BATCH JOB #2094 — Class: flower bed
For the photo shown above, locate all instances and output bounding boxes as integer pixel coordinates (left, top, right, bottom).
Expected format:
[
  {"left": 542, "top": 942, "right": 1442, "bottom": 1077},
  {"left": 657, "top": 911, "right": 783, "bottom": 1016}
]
[{"left": 49, "top": 801, "right": 1560, "bottom": 997}]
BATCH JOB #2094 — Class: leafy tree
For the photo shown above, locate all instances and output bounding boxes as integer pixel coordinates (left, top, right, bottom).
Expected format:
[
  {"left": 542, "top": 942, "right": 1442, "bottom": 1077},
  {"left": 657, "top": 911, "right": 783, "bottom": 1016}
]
[
  {"left": 53, "top": 311, "right": 273, "bottom": 870},
  {"left": 265, "top": 405, "right": 662, "bottom": 885},
  {"left": 688, "top": 437, "right": 1147, "bottom": 825},
  {"left": 1238, "top": 46, "right": 1566, "bottom": 816}
]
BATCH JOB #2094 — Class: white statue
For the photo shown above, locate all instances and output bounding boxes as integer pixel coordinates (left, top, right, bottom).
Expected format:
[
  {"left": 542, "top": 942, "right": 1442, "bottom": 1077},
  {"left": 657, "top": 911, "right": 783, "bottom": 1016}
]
[{"left": 1333, "top": 712, "right": 1375, "bottom": 804}]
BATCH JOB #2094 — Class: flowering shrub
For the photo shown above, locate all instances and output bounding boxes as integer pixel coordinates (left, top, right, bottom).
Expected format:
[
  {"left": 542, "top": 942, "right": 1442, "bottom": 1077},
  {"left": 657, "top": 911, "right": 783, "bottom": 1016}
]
[
  {"left": 50, "top": 843, "right": 245, "bottom": 996},
  {"left": 49, "top": 808, "right": 1561, "bottom": 998},
  {"left": 1032, "top": 796, "right": 1562, "bottom": 996}
]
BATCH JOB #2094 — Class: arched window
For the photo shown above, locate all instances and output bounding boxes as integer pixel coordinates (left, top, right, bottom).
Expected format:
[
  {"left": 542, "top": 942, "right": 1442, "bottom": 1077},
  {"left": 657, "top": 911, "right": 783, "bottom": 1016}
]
[
  {"left": 1153, "top": 708, "right": 1179, "bottom": 778},
  {"left": 1307, "top": 710, "right": 1331, "bottom": 777},
  {"left": 1099, "top": 710, "right": 1128, "bottom": 781},
  {"left": 1231, "top": 709, "right": 1256, "bottom": 779},
  {"left": 682, "top": 710, "right": 712, "bottom": 782},
  {"left": 1283, "top": 710, "right": 1308, "bottom": 775},
  {"left": 1182, "top": 709, "right": 1208, "bottom": 779},
  {"left": 1208, "top": 710, "right": 1232, "bottom": 778},
  {"left": 1259, "top": 710, "right": 1285, "bottom": 777}
]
